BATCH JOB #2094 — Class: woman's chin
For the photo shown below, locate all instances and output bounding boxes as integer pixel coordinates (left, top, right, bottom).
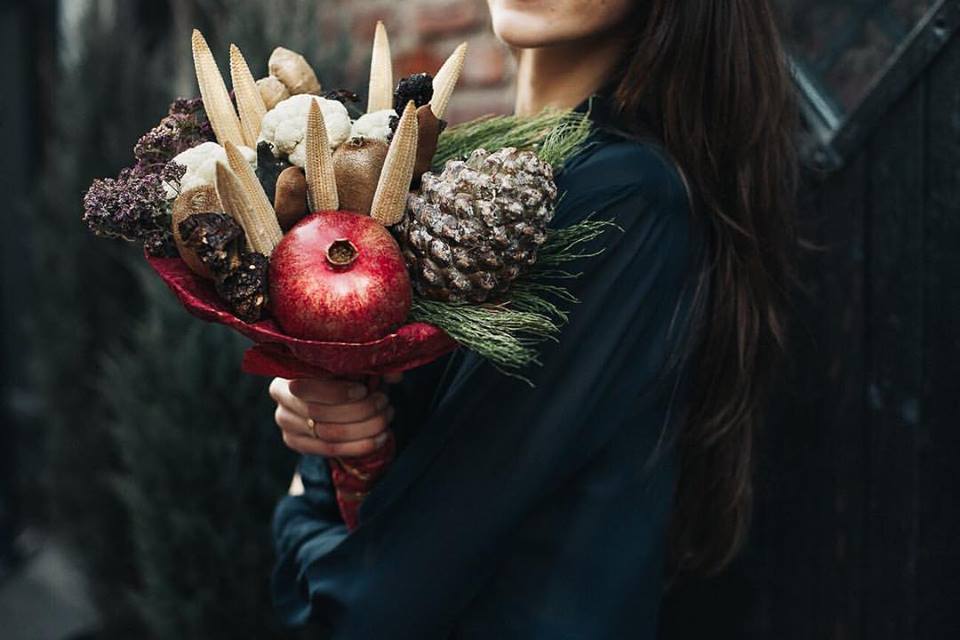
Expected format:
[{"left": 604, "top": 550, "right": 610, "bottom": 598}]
[
  {"left": 489, "top": 2, "right": 634, "bottom": 50},
  {"left": 490, "top": 9, "right": 563, "bottom": 49}
]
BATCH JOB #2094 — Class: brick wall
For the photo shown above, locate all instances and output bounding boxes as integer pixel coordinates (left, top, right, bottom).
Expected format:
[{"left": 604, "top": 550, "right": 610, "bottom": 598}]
[{"left": 324, "top": 0, "right": 516, "bottom": 124}]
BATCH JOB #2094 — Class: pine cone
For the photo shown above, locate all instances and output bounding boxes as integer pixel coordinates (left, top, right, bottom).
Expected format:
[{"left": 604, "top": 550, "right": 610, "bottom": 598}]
[{"left": 395, "top": 147, "right": 557, "bottom": 303}]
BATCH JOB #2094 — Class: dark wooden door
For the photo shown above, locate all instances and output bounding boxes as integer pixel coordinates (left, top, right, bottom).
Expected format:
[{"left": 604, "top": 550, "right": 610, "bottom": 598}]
[{"left": 662, "top": 6, "right": 960, "bottom": 640}]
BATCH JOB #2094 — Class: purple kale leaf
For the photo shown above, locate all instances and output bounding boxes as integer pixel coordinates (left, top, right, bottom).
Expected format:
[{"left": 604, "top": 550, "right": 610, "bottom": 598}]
[
  {"left": 82, "top": 161, "right": 186, "bottom": 256},
  {"left": 133, "top": 97, "right": 215, "bottom": 173}
]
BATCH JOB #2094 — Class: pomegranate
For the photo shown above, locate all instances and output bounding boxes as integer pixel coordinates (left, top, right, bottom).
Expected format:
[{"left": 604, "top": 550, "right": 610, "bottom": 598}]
[{"left": 269, "top": 211, "right": 412, "bottom": 342}]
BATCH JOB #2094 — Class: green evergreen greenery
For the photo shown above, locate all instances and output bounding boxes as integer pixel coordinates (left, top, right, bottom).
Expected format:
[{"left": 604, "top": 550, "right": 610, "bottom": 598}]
[
  {"left": 433, "top": 109, "right": 592, "bottom": 169},
  {"left": 101, "top": 272, "right": 295, "bottom": 639},
  {"left": 25, "top": 6, "right": 179, "bottom": 635}
]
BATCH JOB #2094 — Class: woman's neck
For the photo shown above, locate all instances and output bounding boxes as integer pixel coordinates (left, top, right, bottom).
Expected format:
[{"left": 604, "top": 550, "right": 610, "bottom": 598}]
[{"left": 513, "top": 34, "right": 629, "bottom": 117}]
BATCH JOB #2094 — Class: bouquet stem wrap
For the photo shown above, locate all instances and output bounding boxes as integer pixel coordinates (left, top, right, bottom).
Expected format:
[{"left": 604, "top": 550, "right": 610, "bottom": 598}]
[
  {"left": 328, "top": 433, "right": 396, "bottom": 531},
  {"left": 323, "top": 375, "right": 394, "bottom": 531}
]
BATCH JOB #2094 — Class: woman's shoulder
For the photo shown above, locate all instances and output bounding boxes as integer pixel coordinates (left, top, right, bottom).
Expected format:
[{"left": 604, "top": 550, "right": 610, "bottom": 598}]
[
  {"left": 555, "top": 131, "right": 692, "bottom": 222},
  {"left": 553, "top": 130, "right": 694, "bottom": 238}
]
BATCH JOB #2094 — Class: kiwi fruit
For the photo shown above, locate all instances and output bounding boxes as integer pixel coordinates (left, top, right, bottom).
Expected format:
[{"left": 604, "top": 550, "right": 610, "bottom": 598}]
[{"left": 332, "top": 136, "right": 389, "bottom": 215}]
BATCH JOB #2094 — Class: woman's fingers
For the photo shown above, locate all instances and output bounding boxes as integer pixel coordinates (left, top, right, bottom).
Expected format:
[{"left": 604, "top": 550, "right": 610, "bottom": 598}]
[
  {"left": 288, "top": 378, "right": 369, "bottom": 405},
  {"left": 305, "top": 392, "right": 389, "bottom": 424},
  {"left": 272, "top": 378, "right": 389, "bottom": 425},
  {"left": 269, "top": 379, "right": 310, "bottom": 423},
  {"left": 310, "top": 403, "right": 393, "bottom": 442},
  {"left": 282, "top": 431, "right": 389, "bottom": 458},
  {"left": 275, "top": 403, "right": 394, "bottom": 442},
  {"left": 274, "top": 404, "right": 313, "bottom": 438},
  {"left": 280, "top": 409, "right": 395, "bottom": 458}
]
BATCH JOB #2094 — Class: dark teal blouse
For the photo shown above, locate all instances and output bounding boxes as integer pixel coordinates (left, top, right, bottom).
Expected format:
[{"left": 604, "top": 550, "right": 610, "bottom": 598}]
[{"left": 272, "top": 98, "right": 704, "bottom": 639}]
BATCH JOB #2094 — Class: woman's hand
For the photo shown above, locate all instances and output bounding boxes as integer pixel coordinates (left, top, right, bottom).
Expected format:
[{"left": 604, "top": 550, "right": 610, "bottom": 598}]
[{"left": 269, "top": 377, "right": 396, "bottom": 458}]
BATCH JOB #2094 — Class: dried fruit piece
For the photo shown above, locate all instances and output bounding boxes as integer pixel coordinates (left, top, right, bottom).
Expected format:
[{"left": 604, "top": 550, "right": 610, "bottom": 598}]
[
  {"left": 305, "top": 99, "right": 339, "bottom": 212},
  {"left": 431, "top": 43, "right": 467, "bottom": 120},
  {"left": 216, "top": 251, "right": 270, "bottom": 322},
  {"left": 192, "top": 29, "right": 244, "bottom": 148},
  {"left": 177, "top": 212, "right": 245, "bottom": 280},
  {"left": 230, "top": 44, "right": 268, "bottom": 147},
  {"left": 274, "top": 166, "right": 308, "bottom": 230},
  {"left": 367, "top": 21, "right": 393, "bottom": 113},
  {"left": 269, "top": 47, "right": 321, "bottom": 96},
  {"left": 172, "top": 185, "right": 225, "bottom": 278},
  {"left": 333, "top": 136, "right": 388, "bottom": 215}
]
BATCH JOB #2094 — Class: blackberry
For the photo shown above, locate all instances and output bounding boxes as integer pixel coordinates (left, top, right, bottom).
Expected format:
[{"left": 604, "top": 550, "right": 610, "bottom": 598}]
[{"left": 393, "top": 73, "right": 433, "bottom": 113}]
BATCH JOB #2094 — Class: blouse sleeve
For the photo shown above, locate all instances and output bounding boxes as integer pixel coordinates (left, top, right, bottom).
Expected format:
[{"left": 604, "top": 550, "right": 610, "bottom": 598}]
[{"left": 271, "top": 141, "right": 701, "bottom": 638}]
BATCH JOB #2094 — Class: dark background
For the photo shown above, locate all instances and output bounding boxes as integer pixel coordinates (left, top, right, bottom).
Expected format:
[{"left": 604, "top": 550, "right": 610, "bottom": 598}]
[{"left": 1, "top": 0, "right": 958, "bottom": 638}]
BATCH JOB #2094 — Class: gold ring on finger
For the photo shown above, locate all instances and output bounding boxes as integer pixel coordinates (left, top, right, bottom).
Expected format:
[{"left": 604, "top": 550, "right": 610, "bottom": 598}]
[{"left": 307, "top": 418, "right": 320, "bottom": 439}]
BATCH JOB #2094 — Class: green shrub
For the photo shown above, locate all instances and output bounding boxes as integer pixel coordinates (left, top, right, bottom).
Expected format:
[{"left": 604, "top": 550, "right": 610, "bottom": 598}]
[{"left": 21, "top": 2, "right": 351, "bottom": 636}]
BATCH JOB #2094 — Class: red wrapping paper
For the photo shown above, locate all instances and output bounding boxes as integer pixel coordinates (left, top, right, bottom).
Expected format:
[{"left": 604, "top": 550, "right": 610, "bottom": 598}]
[
  {"left": 147, "top": 254, "right": 457, "bottom": 528},
  {"left": 146, "top": 255, "right": 456, "bottom": 378}
]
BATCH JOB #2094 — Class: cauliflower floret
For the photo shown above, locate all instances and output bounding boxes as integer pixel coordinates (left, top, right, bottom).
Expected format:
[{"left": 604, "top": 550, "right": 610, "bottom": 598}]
[
  {"left": 165, "top": 141, "right": 256, "bottom": 199},
  {"left": 258, "top": 95, "right": 351, "bottom": 168},
  {"left": 350, "top": 109, "right": 397, "bottom": 142}
]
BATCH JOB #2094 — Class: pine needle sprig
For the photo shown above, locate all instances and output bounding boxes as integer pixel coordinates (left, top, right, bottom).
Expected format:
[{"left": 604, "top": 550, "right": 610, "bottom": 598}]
[
  {"left": 506, "top": 282, "right": 577, "bottom": 322},
  {"left": 434, "top": 109, "right": 591, "bottom": 169},
  {"left": 534, "top": 217, "right": 622, "bottom": 268},
  {"left": 409, "top": 298, "right": 560, "bottom": 368},
  {"left": 537, "top": 111, "right": 593, "bottom": 167},
  {"left": 410, "top": 217, "right": 620, "bottom": 376}
]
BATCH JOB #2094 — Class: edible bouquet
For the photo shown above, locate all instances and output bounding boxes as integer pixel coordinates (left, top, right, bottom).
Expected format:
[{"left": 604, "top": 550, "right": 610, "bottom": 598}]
[{"left": 82, "top": 23, "right": 609, "bottom": 528}]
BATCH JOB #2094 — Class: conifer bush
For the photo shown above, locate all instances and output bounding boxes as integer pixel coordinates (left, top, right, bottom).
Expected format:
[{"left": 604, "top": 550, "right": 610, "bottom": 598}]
[{"left": 22, "top": 2, "right": 349, "bottom": 636}]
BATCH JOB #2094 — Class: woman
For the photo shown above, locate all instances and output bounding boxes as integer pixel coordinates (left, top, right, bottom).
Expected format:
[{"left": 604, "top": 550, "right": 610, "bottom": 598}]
[{"left": 270, "top": 1, "right": 797, "bottom": 637}]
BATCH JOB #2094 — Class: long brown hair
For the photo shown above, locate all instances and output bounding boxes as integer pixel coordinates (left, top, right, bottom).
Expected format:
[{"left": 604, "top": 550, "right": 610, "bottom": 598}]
[{"left": 612, "top": 1, "right": 798, "bottom": 576}]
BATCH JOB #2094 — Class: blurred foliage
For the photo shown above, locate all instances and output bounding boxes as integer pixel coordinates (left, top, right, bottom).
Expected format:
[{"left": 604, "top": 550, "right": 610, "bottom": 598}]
[
  {"left": 101, "top": 272, "right": 293, "bottom": 639},
  {"left": 21, "top": 1, "right": 352, "bottom": 637}
]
